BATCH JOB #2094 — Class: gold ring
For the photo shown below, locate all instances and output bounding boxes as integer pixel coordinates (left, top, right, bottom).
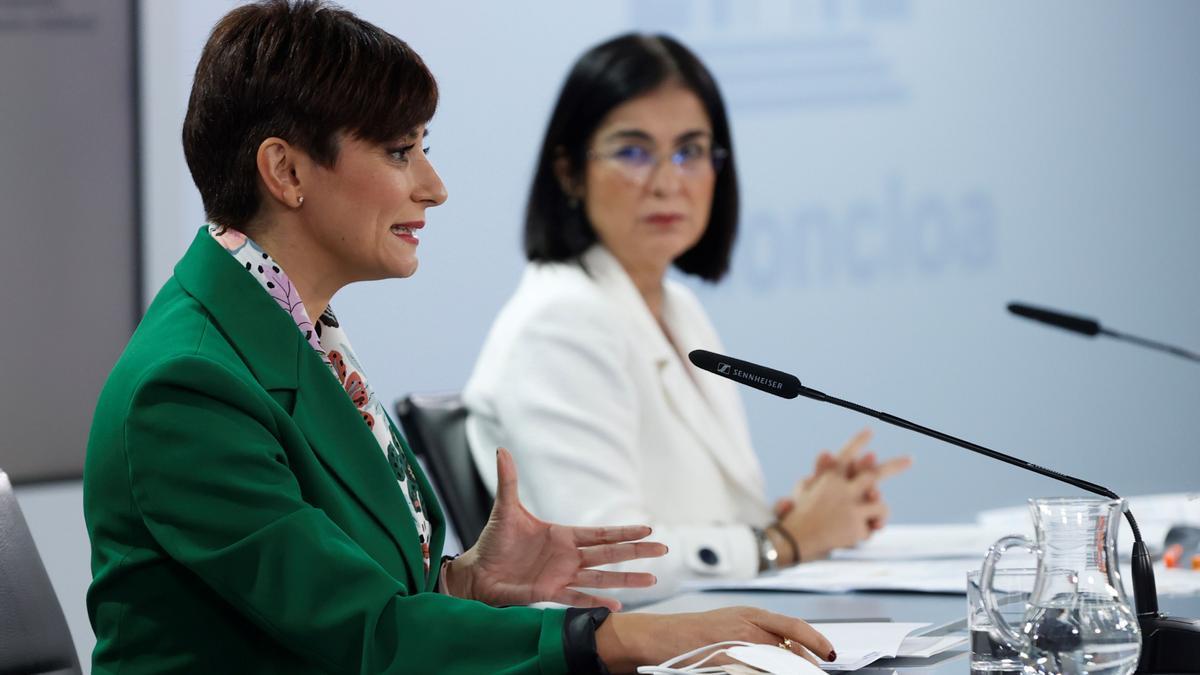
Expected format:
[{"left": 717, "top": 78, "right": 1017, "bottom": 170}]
[{"left": 779, "top": 638, "right": 794, "bottom": 650}]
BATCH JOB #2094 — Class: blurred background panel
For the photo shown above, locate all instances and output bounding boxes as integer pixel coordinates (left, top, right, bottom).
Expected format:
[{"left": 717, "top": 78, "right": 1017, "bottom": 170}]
[{"left": 0, "top": 0, "right": 138, "bottom": 483}]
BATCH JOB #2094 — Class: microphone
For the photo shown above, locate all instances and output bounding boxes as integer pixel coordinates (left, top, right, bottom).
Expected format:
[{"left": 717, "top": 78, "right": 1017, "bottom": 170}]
[
  {"left": 1008, "top": 301, "right": 1200, "bottom": 363},
  {"left": 686, "top": 349, "right": 801, "bottom": 399},
  {"left": 688, "top": 348, "right": 1200, "bottom": 674},
  {"left": 1007, "top": 302, "right": 1099, "bottom": 336}
]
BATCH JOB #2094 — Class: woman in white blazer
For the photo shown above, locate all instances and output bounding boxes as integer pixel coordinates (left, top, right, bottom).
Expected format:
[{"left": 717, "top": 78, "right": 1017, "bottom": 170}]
[{"left": 465, "top": 34, "right": 909, "bottom": 602}]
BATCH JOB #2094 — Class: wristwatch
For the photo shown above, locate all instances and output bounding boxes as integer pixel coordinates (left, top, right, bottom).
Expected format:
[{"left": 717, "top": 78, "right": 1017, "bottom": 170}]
[{"left": 752, "top": 526, "right": 779, "bottom": 572}]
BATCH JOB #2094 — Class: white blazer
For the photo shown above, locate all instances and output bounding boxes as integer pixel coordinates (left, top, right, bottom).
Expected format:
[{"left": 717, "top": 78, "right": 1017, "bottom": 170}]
[{"left": 464, "top": 244, "right": 772, "bottom": 603}]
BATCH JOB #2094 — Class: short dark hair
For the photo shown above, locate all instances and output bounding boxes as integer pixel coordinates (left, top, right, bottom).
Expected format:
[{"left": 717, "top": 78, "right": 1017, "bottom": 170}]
[
  {"left": 183, "top": 0, "right": 437, "bottom": 232},
  {"left": 524, "top": 33, "right": 739, "bottom": 282}
]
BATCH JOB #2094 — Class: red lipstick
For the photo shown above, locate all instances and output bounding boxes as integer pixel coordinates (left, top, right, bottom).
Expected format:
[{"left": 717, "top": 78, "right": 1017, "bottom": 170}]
[
  {"left": 391, "top": 221, "right": 424, "bottom": 245},
  {"left": 645, "top": 213, "right": 683, "bottom": 226}
]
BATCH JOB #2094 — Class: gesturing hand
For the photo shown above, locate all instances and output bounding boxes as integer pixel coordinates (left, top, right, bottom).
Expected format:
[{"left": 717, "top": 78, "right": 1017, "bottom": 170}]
[{"left": 443, "top": 448, "right": 667, "bottom": 611}]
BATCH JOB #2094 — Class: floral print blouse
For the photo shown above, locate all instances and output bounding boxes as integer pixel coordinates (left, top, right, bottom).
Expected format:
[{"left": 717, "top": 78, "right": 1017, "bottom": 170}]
[{"left": 208, "top": 225, "right": 433, "bottom": 572}]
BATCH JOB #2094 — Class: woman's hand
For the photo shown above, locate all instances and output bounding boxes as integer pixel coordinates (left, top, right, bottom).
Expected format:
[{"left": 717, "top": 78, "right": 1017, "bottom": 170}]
[
  {"left": 596, "top": 607, "right": 838, "bottom": 673},
  {"left": 775, "top": 429, "right": 911, "bottom": 562},
  {"left": 443, "top": 447, "right": 667, "bottom": 610}
]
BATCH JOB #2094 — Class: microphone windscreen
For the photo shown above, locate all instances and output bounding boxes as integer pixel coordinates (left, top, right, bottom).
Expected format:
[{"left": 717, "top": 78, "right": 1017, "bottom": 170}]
[
  {"left": 1008, "top": 302, "right": 1101, "bottom": 336},
  {"left": 688, "top": 349, "right": 801, "bottom": 399}
]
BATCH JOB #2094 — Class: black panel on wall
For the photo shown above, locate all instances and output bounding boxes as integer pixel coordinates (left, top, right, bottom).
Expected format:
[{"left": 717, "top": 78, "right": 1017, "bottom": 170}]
[{"left": 0, "top": 0, "right": 139, "bottom": 483}]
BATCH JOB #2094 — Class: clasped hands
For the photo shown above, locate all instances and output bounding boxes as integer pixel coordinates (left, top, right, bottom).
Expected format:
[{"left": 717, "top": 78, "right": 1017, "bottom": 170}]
[{"left": 768, "top": 428, "right": 912, "bottom": 565}]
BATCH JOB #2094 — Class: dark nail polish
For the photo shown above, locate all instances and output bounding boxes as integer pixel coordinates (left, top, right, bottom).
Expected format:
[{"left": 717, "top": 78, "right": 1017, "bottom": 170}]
[{"left": 827, "top": 650, "right": 837, "bottom": 662}]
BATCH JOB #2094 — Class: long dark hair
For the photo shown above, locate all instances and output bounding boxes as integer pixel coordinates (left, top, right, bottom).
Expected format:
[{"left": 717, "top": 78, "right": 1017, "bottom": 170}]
[{"left": 524, "top": 33, "right": 739, "bottom": 281}]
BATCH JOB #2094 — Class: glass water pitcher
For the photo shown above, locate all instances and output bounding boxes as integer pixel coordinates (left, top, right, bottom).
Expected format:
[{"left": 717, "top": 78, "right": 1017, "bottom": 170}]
[{"left": 980, "top": 497, "right": 1141, "bottom": 675}]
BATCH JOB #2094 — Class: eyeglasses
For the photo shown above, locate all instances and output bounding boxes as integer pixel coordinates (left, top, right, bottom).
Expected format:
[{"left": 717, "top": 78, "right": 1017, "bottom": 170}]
[{"left": 586, "top": 141, "right": 729, "bottom": 184}]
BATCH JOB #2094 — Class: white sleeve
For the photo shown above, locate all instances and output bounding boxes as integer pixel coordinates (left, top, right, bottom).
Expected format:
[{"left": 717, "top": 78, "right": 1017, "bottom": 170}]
[{"left": 468, "top": 296, "right": 759, "bottom": 603}]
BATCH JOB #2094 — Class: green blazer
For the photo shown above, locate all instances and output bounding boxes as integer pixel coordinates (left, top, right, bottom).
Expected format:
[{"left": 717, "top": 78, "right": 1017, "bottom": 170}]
[{"left": 85, "top": 229, "right": 570, "bottom": 674}]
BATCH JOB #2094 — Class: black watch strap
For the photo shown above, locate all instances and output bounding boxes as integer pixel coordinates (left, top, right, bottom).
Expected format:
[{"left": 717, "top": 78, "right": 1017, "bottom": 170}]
[{"left": 562, "top": 607, "right": 613, "bottom": 675}]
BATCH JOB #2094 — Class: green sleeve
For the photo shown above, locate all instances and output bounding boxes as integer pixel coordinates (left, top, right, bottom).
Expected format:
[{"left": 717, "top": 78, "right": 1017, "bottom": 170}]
[{"left": 123, "top": 355, "right": 570, "bottom": 675}]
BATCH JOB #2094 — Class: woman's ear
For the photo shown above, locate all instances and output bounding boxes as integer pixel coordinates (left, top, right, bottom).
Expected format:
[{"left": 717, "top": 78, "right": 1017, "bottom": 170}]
[
  {"left": 552, "top": 147, "right": 584, "bottom": 203},
  {"left": 256, "top": 137, "right": 306, "bottom": 209}
]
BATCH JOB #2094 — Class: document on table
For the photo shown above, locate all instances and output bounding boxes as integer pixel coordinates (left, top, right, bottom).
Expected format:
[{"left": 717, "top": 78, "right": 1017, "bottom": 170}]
[
  {"left": 830, "top": 524, "right": 1022, "bottom": 562},
  {"left": 895, "top": 634, "right": 968, "bottom": 658},
  {"left": 686, "top": 558, "right": 978, "bottom": 594},
  {"left": 1149, "top": 564, "right": 1200, "bottom": 596},
  {"left": 807, "top": 622, "right": 968, "bottom": 671},
  {"left": 683, "top": 623, "right": 963, "bottom": 673}
]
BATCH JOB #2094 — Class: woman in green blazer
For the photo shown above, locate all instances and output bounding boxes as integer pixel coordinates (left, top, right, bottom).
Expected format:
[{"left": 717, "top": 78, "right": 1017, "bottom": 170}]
[{"left": 83, "top": 1, "right": 837, "bottom": 673}]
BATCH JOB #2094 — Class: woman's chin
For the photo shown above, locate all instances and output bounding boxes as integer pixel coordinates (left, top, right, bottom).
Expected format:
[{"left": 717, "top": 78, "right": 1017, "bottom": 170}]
[
  {"left": 391, "top": 260, "right": 419, "bottom": 279},
  {"left": 362, "top": 256, "right": 418, "bottom": 281}
]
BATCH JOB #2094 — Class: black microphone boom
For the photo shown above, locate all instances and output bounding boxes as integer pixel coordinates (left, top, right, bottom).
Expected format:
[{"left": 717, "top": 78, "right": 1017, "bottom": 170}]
[
  {"left": 1007, "top": 302, "right": 1100, "bottom": 336},
  {"left": 687, "top": 349, "right": 801, "bottom": 399},
  {"left": 1008, "top": 301, "right": 1200, "bottom": 363},
  {"left": 688, "top": 348, "right": 1200, "bottom": 674}
]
